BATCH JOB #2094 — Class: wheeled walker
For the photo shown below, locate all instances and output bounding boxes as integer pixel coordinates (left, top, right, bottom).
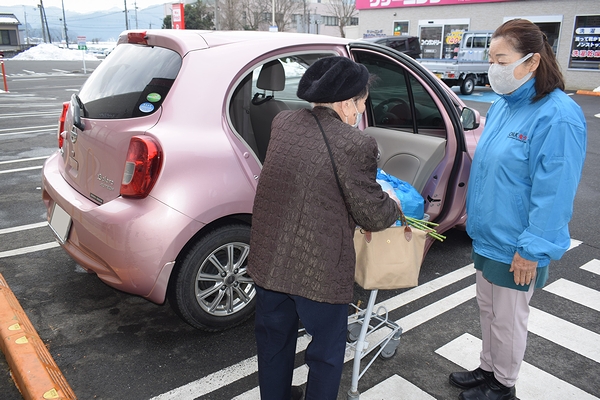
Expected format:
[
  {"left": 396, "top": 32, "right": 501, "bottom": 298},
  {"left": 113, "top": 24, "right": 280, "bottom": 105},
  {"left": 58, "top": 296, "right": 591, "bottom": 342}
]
[{"left": 346, "top": 289, "right": 403, "bottom": 399}]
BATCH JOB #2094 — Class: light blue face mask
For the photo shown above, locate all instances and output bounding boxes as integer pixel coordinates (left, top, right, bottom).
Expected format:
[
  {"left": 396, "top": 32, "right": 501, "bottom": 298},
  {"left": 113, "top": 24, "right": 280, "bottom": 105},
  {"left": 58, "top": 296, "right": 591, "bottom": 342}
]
[{"left": 351, "top": 100, "right": 363, "bottom": 128}]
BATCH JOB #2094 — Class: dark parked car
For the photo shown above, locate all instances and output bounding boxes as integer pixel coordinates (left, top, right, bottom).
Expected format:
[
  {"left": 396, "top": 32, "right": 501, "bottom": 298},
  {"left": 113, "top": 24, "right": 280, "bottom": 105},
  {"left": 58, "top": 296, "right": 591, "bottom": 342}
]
[{"left": 362, "top": 36, "right": 422, "bottom": 58}]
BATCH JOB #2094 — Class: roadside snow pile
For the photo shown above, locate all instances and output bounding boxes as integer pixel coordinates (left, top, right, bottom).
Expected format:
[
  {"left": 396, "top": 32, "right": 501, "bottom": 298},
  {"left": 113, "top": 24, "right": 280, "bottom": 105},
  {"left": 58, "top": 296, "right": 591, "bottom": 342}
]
[
  {"left": 594, "top": 86, "right": 600, "bottom": 92},
  {"left": 13, "top": 43, "right": 99, "bottom": 61}
]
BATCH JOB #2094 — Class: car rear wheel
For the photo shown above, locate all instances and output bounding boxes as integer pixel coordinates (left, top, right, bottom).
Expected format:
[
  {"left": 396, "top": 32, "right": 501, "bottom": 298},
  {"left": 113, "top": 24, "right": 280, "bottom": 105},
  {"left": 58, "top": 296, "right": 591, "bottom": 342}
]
[{"left": 168, "top": 224, "right": 255, "bottom": 331}]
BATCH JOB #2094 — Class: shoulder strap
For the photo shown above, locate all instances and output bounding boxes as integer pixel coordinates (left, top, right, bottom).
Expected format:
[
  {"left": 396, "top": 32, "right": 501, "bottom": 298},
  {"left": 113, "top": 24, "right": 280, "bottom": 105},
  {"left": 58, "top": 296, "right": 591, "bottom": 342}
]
[{"left": 309, "top": 110, "right": 347, "bottom": 203}]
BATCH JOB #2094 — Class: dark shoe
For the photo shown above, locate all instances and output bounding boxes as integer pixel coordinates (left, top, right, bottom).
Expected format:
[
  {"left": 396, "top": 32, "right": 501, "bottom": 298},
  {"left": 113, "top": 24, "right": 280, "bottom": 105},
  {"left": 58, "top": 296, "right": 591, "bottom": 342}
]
[
  {"left": 458, "top": 376, "right": 516, "bottom": 400},
  {"left": 449, "top": 367, "right": 494, "bottom": 389},
  {"left": 291, "top": 385, "right": 304, "bottom": 400}
]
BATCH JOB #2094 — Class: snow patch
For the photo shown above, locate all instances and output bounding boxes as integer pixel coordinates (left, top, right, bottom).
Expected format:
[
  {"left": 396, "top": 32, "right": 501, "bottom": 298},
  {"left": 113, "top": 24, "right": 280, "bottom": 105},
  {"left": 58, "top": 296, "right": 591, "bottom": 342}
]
[{"left": 13, "top": 44, "right": 99, "bottom": 61}]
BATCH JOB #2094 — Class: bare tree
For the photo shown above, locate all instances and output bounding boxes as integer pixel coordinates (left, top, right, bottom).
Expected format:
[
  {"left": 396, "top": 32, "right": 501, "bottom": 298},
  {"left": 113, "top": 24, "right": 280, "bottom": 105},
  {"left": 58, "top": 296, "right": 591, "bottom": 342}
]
[
  {"left": 274, "top": 0, "right": 303, "bottom": 32},
  {"left": 240, "top": 0, "right": 271, "bottom": 30},
  {"left": 326, "top": 0, "right": 356, "bottom": 38},
  {"left": 220, "top": 0, "right": 245, "bottom": 30}
]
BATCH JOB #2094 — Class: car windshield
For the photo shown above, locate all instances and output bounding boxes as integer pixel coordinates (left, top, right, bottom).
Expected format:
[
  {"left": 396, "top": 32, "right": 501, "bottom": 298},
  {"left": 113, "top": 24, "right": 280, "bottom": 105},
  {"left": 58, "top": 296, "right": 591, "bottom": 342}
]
[{"left": 78, "top": 43, "right": 182, "bottom": 119}]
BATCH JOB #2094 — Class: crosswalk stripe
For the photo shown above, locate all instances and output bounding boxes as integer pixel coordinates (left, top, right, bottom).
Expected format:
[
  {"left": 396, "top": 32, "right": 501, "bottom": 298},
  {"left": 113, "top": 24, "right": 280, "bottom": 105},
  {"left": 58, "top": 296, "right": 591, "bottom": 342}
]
[
  {"left": 436, "top": 333, "right": 599, "bottom": 400},
  {"left": 375, "top": 264, "right": 475, "bottom": 312},
  {"left": 233, "top": 285, "right": 479, "bottom": 399},
  {"left": 397, "top": 284, "right": 475, "bottom": 333},
  {"left": 150, "top": 245, "right": 587, "bottom": 400},
  {"left": 360, "top": 374, "right": 437, "bottom": 399},
  {"left": 528, "top": 307, "right": 600, "bottom": 363},
  {"left": 568, "top": 239, "right": 583, "bottom": 250},
  {"left": 544, "top": 278, "right": 600, "bottom": 312},
  {"left": 581, "top": 259, "right": 600, "bottom": 275},
  {"left": 150, "top": 355, "right": 259, "bottom": 400}
]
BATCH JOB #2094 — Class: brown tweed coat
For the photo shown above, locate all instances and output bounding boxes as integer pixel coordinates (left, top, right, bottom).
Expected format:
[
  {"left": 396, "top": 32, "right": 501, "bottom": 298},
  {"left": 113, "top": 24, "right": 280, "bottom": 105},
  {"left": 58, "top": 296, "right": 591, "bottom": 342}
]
[{"left": 247, "top": 106, "right": 400, "bottom": 304}]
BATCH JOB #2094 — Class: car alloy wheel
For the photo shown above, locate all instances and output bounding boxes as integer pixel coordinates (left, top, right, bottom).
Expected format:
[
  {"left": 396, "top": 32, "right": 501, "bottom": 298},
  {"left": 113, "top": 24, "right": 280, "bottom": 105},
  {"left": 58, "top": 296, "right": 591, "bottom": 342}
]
[{"left": 168, "top": 224, "right": 255, "bottom": 331}]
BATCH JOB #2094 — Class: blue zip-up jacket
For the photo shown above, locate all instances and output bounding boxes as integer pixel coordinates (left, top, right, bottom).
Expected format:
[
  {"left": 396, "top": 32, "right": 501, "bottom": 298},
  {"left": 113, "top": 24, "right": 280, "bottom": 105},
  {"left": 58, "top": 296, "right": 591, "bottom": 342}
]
[{"left": 466, "top": 79, "right": 586, "bottom": 268}]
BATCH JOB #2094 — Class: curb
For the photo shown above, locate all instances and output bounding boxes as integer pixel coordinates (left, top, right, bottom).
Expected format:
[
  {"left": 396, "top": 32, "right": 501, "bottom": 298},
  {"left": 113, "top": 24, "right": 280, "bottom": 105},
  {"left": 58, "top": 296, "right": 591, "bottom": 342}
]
[
  {"left": 575, "top": 90, "right": 600, "bottom": 96},
  {"left": 0, "top": 273, "right": 76, "bottom": 399}
]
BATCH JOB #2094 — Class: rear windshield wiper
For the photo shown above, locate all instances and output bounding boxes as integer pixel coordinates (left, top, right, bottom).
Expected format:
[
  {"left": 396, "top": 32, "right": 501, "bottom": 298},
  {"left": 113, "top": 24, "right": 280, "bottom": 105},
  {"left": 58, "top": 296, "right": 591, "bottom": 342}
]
[{"left": 71, "top": 93, "right": 87, "bottom": 131}]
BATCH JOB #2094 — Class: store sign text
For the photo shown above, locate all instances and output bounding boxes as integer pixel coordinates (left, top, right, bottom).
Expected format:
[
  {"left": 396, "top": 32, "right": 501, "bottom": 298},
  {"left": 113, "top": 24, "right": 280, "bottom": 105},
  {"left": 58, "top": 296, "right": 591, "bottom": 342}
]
[{"left": 358, "top": 0, "right": 516, "bottom": 10}]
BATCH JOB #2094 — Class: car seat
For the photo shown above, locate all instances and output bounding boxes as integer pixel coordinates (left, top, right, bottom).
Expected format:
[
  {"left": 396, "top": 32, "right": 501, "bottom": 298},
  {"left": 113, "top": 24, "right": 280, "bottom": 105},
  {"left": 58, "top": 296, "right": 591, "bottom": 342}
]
[{"left": 249, "top": 59, "right": 289, "bottom": 163}]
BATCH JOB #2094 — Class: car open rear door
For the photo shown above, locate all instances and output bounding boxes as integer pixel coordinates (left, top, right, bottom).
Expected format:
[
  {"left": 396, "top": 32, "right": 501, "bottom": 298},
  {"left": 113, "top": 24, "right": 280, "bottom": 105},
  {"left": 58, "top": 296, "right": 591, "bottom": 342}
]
[{"left": 348, "top": 42, "right": 472, "bottom": 234}]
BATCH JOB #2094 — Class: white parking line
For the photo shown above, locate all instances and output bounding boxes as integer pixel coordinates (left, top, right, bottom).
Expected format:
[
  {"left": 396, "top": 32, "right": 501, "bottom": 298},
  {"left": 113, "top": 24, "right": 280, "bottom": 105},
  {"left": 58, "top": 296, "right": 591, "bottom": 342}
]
[
  {"left": 0, "top": 125, "right": 56, "bottom": 133},
  {"left": 0, "top": 129, "right": 54, "bottom": 137},
  {"left": 0, "top": 166, "right": 43, "bottom": 174},
  {"left": 0, "top": 242, "right": 59, "bottom": 259},
  {"left": 0, "top": 112, "right": 58, "bottom": 119},
  {"left": 0, "top": 156, "right": 50, "bottom": 165},
  {"left": 0, "top": 222, "right": 47, "bottom": 235}
]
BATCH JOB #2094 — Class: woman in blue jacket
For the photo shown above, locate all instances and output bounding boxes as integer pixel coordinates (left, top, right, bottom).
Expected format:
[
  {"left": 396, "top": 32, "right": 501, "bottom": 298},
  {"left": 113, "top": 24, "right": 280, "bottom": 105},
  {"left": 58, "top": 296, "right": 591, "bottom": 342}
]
[{"left": 449, "top": 19, "right": 587, "bottom": 400}]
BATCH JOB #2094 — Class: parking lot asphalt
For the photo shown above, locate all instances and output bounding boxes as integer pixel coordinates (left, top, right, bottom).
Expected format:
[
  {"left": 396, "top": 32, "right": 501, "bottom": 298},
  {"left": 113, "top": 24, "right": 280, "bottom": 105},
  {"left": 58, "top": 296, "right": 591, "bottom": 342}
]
[{"left": 0, "top": 59, "right": 598, "bottom": 399}]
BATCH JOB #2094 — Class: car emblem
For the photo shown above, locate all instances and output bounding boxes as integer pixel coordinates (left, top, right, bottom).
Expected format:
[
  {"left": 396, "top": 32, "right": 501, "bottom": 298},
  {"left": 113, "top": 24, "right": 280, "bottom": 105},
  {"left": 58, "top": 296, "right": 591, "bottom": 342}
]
[{"left": 70, "top": 128, "right": 78, "bottom": 144}]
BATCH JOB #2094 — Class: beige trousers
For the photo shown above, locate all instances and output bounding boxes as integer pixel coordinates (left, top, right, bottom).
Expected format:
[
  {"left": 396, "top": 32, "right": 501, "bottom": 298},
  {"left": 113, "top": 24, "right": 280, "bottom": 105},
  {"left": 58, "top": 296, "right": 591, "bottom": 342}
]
[{"left": 476, "top": 270, "right": 535, "bottom": 387}]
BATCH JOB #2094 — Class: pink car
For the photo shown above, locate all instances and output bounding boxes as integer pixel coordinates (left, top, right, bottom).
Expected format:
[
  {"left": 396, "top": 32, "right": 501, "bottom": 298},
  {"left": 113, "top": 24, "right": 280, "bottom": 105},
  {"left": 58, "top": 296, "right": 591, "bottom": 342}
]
[{"left": 42, "top": 30, "right": 483, "bottom": 331}]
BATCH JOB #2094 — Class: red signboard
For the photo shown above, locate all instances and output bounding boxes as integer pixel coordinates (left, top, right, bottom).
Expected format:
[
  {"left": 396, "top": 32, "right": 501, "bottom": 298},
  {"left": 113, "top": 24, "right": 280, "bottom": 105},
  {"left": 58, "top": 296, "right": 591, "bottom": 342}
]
[
  {"left": 172, "top": 3, "right": 185, "bottom": 30},
  {"left": 356, "top": 0, "right": 517, "bottom": 11}
]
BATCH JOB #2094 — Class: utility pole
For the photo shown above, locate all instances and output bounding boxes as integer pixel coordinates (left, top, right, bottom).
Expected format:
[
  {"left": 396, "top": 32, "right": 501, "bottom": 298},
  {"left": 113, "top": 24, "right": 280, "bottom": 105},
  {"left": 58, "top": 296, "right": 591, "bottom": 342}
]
[
  {"left": 23, "top": 6, "right": 30, "bottom": 45},
  {"left": 124, "top": 0, "right": 129, "bottom": 30},
  {"left": 134, "top": 1, "right": 138, "bottom": 29},
  {"left": 38, "top": 2, "right": 47, "bottom": 43},
  {"left": 61, "top": 0, "right": 69, "bottom": 47},
  {"left": 40, "top": 0, "right": 51, "bottom": 43}
]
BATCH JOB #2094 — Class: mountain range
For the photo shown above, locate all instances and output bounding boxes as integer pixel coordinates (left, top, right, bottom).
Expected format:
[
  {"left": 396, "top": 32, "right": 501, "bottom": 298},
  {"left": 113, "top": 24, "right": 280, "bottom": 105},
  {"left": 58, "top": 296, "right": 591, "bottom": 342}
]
[{"left": 0, "top": 4, "right": 169, "bottom": 42}]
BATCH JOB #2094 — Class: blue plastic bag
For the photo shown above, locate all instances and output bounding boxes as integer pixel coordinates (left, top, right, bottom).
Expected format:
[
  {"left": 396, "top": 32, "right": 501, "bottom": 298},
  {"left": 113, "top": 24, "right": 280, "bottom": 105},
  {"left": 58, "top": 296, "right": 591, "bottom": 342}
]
[{"left": 377, "top": 168, "right": 425, "bottom": 220}]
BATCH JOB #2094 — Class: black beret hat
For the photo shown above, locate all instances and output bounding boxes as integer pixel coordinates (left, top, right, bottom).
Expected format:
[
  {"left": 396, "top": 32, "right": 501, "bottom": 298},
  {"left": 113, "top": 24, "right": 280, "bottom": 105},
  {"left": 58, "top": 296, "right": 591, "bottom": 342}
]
[{"left": 297, "top": 56, "right": 369, "bottom": 103}]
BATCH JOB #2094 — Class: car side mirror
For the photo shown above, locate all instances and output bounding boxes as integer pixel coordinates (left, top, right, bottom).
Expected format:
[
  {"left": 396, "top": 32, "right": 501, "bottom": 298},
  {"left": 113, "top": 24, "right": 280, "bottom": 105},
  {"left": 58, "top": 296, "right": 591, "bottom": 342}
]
[{"left": 461, "top": 107, "right": 480, "bottom": 131}]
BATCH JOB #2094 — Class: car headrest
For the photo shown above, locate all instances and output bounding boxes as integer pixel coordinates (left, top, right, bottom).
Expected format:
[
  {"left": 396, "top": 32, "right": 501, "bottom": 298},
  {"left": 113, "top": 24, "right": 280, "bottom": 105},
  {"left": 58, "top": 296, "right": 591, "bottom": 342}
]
[{"left": 256, "top": 60, "right": 285, "bottom": 92}]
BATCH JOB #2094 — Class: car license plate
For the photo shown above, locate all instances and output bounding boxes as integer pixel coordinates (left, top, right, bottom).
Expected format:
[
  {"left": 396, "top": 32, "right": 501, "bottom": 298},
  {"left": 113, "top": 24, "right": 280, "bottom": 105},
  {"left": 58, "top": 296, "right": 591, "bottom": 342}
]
[{"left": 49, "top": 204, "right": 72, "bottom": 244}]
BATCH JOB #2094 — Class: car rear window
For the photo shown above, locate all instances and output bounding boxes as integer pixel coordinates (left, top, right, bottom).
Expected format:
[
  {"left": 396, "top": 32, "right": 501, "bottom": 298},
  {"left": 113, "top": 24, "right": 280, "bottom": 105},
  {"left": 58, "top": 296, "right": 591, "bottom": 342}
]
[{"left": 78, "top": 44, "right": 182, "bottom": 119}]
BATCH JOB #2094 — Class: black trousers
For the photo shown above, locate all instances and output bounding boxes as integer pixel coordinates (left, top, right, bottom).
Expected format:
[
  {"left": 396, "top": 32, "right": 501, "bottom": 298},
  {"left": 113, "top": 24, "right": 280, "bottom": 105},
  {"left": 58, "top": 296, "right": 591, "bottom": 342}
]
[{"left": 254, "top": 285, "right": 348, "bottom": 400}]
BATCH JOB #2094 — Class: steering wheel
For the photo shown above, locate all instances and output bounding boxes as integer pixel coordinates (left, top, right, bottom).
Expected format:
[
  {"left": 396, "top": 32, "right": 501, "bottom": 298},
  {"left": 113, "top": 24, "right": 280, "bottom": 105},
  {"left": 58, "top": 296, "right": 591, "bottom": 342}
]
[{"left": 373, "top": 98, "right": 410, "bottom": 125}]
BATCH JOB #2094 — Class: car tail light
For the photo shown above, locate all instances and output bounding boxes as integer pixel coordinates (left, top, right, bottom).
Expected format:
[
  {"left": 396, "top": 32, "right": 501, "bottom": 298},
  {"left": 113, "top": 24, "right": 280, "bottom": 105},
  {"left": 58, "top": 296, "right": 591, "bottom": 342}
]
[
  {"left": 127, "top": 32, "right": 148, "bottom": 45},
  {"left": 58, "top": 101, "right": 69, "bottom": 148},
  {"left": 120, "top": 136, "right": 162, "bottom": 198}
]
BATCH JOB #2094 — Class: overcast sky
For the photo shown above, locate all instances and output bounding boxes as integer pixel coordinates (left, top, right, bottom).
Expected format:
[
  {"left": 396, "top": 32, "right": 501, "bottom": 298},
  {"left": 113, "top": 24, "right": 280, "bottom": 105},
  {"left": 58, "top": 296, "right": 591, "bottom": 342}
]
[{"left": 8, "top": 0, "right": 170, "bottom": 14}]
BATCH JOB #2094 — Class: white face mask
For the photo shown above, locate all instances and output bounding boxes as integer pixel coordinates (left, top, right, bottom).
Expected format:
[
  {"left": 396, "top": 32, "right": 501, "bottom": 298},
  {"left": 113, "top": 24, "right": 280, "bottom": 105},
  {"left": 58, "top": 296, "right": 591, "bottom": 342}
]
[
  {"left": 488, "top": 53, "right": 534, "bottom": 95},
  {"left": 351, "top": 100, "right": 362, "bottom": 128}
]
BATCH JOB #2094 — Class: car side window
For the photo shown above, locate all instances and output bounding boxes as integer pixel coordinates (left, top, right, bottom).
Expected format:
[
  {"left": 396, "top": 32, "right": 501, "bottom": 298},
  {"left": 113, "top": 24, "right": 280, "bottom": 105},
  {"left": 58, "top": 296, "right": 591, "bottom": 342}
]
[
  {"left": 354, "top": 50, "right": 445, "bottom": 135},
  {"left": 228, "top": 53, "right": 335, "bottom": 162}
]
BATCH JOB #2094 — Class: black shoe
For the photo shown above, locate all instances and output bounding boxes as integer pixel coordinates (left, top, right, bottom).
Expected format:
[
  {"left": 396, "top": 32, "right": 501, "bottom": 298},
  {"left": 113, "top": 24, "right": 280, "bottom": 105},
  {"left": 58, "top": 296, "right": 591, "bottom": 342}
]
[
  {"left": 449, "top": 368, "right": 494, "bottom": 390},
  {"left": 458, "top": 376, "right": 516, "bottom": 400},
  {"left": 291, "top": 385, "right": 304, "bottom": 400}
]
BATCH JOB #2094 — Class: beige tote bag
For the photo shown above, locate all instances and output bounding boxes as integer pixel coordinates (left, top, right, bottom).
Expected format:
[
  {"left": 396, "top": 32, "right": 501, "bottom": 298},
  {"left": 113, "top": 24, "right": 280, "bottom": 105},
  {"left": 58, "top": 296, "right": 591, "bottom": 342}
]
[{"left": 354, "top": 225, "right": 427, "bottom": 290}]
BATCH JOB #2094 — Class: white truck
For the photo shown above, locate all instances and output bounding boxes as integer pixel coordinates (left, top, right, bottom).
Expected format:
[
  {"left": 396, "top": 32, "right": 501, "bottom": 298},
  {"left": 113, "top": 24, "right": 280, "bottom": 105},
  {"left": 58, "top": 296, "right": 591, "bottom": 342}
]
[{"left": 418, "top": 31, "right": 493, "bottom": 95}]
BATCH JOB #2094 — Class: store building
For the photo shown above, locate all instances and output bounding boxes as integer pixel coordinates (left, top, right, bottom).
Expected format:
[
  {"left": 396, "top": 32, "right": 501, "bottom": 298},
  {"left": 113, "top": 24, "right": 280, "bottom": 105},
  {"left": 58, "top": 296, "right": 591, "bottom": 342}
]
[
  {"left": 356, "top": 0, "right": 600, "bottom": 91},
  {"left": 0, "top": 13, "right": 21, "bottom": 57}
]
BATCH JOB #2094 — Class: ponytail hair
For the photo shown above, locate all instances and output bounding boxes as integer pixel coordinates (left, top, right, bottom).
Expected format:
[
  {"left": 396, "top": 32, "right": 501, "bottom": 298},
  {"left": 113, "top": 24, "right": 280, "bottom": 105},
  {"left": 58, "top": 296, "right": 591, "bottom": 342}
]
[{"left": 492, "top": 19, "right": 564, "bottom": 102}]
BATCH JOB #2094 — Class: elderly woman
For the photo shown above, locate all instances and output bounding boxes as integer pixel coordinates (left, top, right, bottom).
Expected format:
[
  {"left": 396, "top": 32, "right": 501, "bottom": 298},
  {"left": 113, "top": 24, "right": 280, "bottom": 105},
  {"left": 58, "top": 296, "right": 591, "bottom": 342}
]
[
  {"left": 449, "top": 19, "right": 587, "bottom": 400},
  {"left": 248, "top": 56, "right": 401, "bottom": 400}
]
